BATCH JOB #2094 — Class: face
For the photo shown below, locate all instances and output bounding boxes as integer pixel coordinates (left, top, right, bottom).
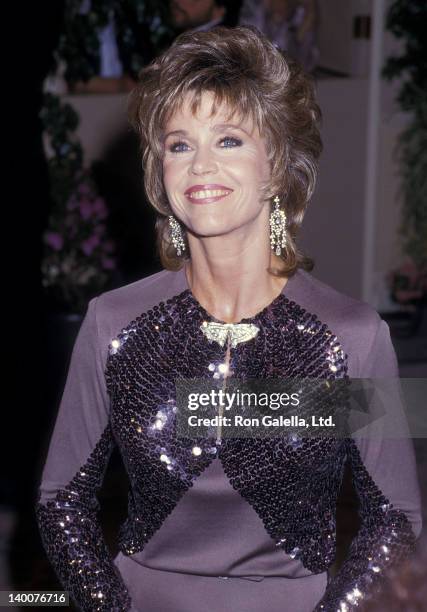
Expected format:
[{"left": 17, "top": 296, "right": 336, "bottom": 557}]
[
  {"left": 169, "top": 0, "right": 225, "bottom": 29},
  {"left": 162, "top": 91, "right": 271, "bottom": 241}
]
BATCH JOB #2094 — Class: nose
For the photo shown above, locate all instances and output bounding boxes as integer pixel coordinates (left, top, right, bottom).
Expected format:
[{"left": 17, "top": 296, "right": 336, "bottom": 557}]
[{"left": 189, "top": 146, "right": 218, "bottom": 176}]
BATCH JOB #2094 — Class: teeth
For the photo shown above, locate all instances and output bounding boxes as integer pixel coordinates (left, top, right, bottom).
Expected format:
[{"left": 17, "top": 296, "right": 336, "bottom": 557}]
[{"left": 188, "top": 189, "right": 230, "bottom": 199}]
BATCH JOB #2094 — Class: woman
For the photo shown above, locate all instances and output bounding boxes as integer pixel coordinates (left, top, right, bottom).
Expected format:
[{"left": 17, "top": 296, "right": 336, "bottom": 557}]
[{"left": 35, "top": 26, "right": 422, "bottom": 612}]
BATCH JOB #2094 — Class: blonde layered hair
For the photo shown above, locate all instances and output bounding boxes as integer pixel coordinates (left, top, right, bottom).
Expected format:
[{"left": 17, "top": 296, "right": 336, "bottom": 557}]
[{"left": 128, "top": 25, "right": 322, "bottom": 276}]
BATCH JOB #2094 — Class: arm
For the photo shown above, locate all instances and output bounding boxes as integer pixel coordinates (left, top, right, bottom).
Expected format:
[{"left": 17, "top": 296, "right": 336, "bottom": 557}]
[
  {"left": 314, "top": 318, "right": 422, "bottom": 611},
  {"left": 35, "top": 297, "right": 133, "bottom": 611}
]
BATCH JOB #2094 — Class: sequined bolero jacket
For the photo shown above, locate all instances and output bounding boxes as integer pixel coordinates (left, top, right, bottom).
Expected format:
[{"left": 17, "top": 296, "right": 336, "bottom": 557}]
[{"left": 35, "top": 268, "right": 422, "bottom": 611}]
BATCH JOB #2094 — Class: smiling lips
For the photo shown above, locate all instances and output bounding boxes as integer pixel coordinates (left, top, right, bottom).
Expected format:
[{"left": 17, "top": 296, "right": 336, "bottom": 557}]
[{"left": 184, "top": 184, "right": 233, "bottom": 204}]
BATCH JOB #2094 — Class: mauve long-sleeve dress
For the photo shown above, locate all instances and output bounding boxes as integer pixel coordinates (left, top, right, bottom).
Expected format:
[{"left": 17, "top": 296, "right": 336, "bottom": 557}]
[{"left": 35, "top": 266, "right": 422, "bottom": 612}]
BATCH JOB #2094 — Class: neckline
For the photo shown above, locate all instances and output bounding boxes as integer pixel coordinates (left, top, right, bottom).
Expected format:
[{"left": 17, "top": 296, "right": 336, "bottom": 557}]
[{"left": 182, "top": 263, "right": 298, "bottom": 325}]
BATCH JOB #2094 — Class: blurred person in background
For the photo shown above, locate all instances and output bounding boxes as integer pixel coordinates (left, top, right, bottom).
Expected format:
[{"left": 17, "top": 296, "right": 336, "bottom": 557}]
[
  {"left": 239, "top": 0, "right": 319, "bottom": 72},
  {"left": 169, "top": 0, "right": 242, "bottom": 32}
]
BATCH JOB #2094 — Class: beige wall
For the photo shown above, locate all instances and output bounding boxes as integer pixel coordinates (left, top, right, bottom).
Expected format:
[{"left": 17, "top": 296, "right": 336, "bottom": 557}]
[
  {"left": 373, "top": 113, "right": 408, "bottom": 309},
  {"left": 64, "top": 93, "right": 129, "bottom": 165},
  {"left": 300, "top": 78, "right": 369, "bottom": 300},
  {"left": 318, "top": 0, "right": 354, "bottom": 73},
  {"left": 372, "top": 14, "right": 408, "bottom": 310},
  {"left": 318, "top": 0, "right": 373, "bottom": 76}
]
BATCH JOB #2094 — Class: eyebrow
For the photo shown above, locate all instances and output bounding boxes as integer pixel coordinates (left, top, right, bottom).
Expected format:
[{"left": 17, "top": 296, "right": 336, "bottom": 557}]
[
  {"left": 212, "top": 123, "right": 250, "bottom": 136},
  {"left": 163, "top": 123, "right": 252, "bottom": 141}
]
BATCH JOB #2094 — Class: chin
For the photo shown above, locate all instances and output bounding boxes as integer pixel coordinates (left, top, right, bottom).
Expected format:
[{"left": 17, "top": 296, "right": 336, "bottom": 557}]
[
  {"left": 186, "top": 216, "right": 247, "bottom": 240},
  {"left": 186, "top": 223, "right": 228, "bottom": 239}
]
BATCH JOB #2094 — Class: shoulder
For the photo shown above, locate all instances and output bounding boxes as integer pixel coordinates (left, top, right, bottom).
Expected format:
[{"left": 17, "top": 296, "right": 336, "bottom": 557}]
[
  {"left": 290, "top": 270, "right": 388, "bottom": 376},
  {"left": 291, "top": 269, "right": 381, "bottom": 330},
  {"left": 87, "top": 267, "right": 187, "bottom": 357},
  {"left": 98, "top": 269, "right": 175, "bottom": 312}
]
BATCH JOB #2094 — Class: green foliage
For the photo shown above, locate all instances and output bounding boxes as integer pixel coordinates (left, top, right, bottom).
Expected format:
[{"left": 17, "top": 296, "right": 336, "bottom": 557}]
[
  {"left": 41, "top": 1, "right": 176, "bottom": 311},
  {"left": 58, "top": 1, "right": 109, "bottom": 83},
  {"left": 396, "top": 98, "right": 427, "bottom": 268},
  {"left": 41, "top": 93, "right": 117, "bottom": 313},
  {"left": 383, "top": 1, "right": 427, "bottom": 270},
  {"left": 56, "top": 0, "right": 174, "bottom": 84},
  {"left": 41, "top": 92, "right": 83, "bottom": 188},
  {"left": 383, "top": 2, "right": 427, "bottom": 112}
]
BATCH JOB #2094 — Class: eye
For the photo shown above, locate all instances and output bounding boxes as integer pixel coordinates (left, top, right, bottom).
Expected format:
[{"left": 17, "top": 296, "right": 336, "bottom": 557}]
[
  {"left": 219, "top": 136, "right": 242, "bottom": 148},
  {"left": 168, "top": 140, "right": 190, "bottom": 154}
]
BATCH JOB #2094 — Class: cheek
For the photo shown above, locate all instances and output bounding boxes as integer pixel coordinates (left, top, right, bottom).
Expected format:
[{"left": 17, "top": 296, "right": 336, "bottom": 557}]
[
  {"left": 241, "top": 143, "right": 269, "bottom": 175},
  {"left": 162, "top": 162, "right": 180, "bottom": 193},
  {"left": 256, "top": 147, "right": 271, "bottom": 182},
  {"left": 237, "top": 156, "right": 270, "bottom": 188}
]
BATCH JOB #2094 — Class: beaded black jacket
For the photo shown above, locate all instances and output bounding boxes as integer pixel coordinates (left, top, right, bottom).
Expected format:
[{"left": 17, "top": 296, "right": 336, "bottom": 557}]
[{"left": 35, "top": 268, "right": 422, "bottom": 611}]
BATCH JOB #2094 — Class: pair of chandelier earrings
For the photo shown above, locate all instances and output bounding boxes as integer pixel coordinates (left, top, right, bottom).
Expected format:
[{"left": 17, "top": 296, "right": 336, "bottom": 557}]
[{"left": 168, "top": 195, "right": 286, "bottom": 257}]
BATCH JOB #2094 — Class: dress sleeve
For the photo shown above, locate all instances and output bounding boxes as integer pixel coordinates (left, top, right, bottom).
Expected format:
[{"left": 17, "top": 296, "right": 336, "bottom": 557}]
[
  {"left": 34, "top": 297, "right": 133, "bottom": 612},
  {"left": 314, "top": 318, "right": 422, "bottom": 611}
]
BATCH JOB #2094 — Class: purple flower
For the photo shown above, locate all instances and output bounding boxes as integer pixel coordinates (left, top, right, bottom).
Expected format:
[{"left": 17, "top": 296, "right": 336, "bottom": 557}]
[
  {"left": 81, "top": 234, "right": 100, "bottom": 256},
  {"left": 92, "top": 197, "right": 107, "bottom": 219},
  {"left": 45, "top": 232, "right": 64, "bottom": 251},
  {"left": 77, "top": 182, "right": 92, "bottom": 197},
  {"left": 102, "top": 256, "right": 116, "bottom": 270},
  {"left": 79, "top": 199, "right": 93, "bottom": 220}
]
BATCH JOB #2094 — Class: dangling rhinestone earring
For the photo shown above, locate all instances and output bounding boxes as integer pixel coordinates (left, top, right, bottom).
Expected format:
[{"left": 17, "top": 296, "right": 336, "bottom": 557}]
[
  {"left": 269, "top": 195, "right": 287, "bottom": 256},
  {"left": 168, "top": 215, "right": 186, "bottom": 256}
]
